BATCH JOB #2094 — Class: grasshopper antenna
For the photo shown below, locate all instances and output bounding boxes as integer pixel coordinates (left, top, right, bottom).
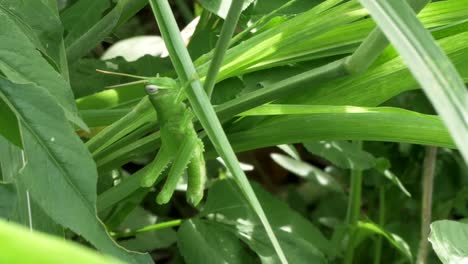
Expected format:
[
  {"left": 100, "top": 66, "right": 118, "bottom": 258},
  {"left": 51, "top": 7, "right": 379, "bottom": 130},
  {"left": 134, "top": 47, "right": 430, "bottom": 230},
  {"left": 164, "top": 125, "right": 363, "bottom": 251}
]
[
  {"left": 96, "top": 69, "right": 150, "bottom": 89},
  {"left": 96, "top": 69, "right": 148, "bottom": 80},
  {"left": 105, "top": 80, "right": 148, "bottom": 89}
]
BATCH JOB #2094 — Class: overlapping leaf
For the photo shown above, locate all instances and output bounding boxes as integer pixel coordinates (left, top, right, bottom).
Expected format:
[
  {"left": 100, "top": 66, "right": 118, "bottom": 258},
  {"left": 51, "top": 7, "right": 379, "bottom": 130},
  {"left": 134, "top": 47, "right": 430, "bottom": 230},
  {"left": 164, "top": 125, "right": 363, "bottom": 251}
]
[
  {"left": 0, "top": 1, "right": 85, "bottom": 129},
  {"left": 359, "top": 0, "right": 468, "bottom": 163},
  {"left": 430, "top": 220, "right": 468, "bottom": 264},
  {"left": 0, "top": 78, "right": 152, "bottom": 264}
]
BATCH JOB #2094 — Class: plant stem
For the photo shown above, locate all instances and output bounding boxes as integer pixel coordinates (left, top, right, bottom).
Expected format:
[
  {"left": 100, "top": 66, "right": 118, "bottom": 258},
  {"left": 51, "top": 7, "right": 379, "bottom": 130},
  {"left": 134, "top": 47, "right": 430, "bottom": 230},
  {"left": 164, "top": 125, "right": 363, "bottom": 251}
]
[
  {"left": 344, "top": 141, "right": 363, "bottom": 264},
  {"left": 416, "top": 146, "right": 437, "bottom": 264},
  {"left": 147, "top": 1, "right": 288, "bottom": 262},
  {"left": 204, "top": 0, "right": 244, "bottom": 98},
  {"left": 373, "top": 186, "right": 385, "bottom": 264},
  {"left": 112, "top": 219, "right": 182, "bottom": 239}
]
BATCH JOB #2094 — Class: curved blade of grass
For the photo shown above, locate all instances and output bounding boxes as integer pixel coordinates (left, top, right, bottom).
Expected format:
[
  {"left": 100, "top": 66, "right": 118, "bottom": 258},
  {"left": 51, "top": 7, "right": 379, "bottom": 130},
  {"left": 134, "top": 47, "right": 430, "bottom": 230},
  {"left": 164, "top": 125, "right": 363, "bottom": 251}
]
[
  {"left": 359, "top": 0, "right": 468, "bottom": 163},
  {"left": 148, "top": 1, "right": 287, "bottom": 262},
  {"left": 0, "top": 97, "right": 21, "bottom": 147}
]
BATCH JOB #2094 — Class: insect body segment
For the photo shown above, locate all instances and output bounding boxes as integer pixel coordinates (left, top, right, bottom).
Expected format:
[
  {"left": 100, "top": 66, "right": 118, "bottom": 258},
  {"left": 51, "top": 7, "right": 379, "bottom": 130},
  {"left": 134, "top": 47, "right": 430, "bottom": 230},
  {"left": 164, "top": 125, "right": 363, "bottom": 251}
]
[
  {"left": 96, "top": 69, "right": 207, "bottom": 206},
  {"left": 142, "top": 82, "right": 206, "bottom": 206}
]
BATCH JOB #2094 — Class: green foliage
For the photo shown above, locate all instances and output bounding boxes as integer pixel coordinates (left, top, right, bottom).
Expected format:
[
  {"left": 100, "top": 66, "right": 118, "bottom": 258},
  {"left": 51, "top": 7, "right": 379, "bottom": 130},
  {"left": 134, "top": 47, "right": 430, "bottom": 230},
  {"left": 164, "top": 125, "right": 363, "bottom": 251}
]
[
  {"left": 0, "top": 0, "right": 467, "bottom": 263},
  {"left": 429, "top": 220, "right": 468, "bottom": 264},
  {"left": 0, "top": 219, "right": 125, "bottom": 264}
]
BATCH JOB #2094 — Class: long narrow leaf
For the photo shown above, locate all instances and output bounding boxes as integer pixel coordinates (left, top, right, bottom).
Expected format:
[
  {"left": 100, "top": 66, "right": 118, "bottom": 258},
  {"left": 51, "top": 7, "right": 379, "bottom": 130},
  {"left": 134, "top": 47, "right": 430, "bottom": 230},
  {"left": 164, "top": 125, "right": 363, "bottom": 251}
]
[{"left": 359, "top": 0, "right": 468, "bottom": 163}]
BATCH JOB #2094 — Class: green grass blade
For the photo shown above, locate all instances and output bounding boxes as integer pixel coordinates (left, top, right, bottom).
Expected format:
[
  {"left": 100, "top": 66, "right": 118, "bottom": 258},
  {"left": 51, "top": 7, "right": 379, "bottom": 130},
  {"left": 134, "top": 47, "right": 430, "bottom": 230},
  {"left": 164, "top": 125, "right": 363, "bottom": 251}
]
[
  {"left": 359, "top": 0, "right": 468, "bottom": 164},
  {"left": 147, "top": 1, "right": 288, "bottom": 262},
  {"left": 221, "top": 105, "right": 454, "bottom": 154},
  {"left": 204, "top": 0, "right": 243, "bottom": 98}
]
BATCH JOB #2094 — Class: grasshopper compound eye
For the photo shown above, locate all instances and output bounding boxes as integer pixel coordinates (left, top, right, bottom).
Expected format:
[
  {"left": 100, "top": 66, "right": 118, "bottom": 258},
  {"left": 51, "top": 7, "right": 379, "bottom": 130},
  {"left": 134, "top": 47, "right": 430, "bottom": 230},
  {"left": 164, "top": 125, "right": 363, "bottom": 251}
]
[{"left": 145, "top": 84, "right": 160, "bottom": 94}]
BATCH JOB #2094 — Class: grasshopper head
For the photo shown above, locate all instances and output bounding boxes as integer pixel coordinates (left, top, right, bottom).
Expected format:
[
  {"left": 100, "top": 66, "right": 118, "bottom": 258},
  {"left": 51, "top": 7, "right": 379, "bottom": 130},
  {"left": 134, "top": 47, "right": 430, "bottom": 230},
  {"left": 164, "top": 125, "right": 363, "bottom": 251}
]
[
  {"left": 145, "top": 84, "right": 160, "bottom": 94},
  {"left": 147, "top": 77, "right": 178, "bottom": 90}
]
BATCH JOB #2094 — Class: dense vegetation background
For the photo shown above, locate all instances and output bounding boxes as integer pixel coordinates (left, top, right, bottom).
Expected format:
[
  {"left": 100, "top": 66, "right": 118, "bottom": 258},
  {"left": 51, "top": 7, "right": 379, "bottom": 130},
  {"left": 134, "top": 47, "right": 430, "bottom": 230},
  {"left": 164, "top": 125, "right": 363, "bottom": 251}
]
[{"left": 0, "top": 0, "right": 467, "bottom": 263}]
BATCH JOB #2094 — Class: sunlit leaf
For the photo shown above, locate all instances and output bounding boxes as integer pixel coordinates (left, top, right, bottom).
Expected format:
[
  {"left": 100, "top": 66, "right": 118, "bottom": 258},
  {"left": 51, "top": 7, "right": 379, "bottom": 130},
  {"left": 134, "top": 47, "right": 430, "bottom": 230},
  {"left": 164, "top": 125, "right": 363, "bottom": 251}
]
[{"left": 429, "top": 220, "right": 468, "bottom": 264}]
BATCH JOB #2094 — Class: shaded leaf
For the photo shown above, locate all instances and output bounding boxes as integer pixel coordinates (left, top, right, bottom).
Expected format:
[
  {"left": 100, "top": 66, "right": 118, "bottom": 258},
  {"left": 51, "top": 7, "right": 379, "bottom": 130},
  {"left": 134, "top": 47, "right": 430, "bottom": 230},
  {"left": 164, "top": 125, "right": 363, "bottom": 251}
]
[
  {"left": 304, "top": 140, "right": 375, "bottom": 170},
  {"left": 0, "top": 183, "right": 16, "bottom": 219},
  {"left": 61, "top": 0, "right": 112, "bottom": 47},
  {"left": 66, "top": 0, "right": 147, "bottom": 63},
  {"left": 0, "top": 136, "right": 63, "bottom": 236},
  {"left": 200, "top": 179, "right": 331, "bottom": 262},
  {"left": 270, "top": 153, "right": 343, "bottom": 192},
  {"left": 117, "top": 207, "right": 177, "bottom": 252},
  {"left": 178, "top": 219, "right": 256, "bottom": 264},
  {"left": 357, "top": 221, "right": 412, "bottom": 262},
  {"left": 0, "top": 97, "right": 21, "bottom": 147},
  {"left": 0, "top": 0, "right": 65, "bottom": 69},
  {"left": 0, "top": 3, "right": 85, "bottom": 129}
]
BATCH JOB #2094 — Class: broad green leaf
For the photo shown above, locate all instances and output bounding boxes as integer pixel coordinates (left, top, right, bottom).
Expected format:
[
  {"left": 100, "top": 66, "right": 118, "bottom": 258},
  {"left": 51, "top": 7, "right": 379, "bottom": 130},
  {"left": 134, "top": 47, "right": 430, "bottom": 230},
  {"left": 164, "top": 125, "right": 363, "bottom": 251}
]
[
  {"left": 116, "top": 207, "right": 177, "bottom": 252},
  {"left": 0, "top": 97, "right": 21, "bottom": 147},
  {"left": 270, "top": 153, "right": 343, "bottom": 192},
  {"left": 0, "top": 183, "right": 16, "bottom": 219},
  {"left": 0, "top": 78, "right": 152, "bottom": 264},
  {"left": 178, "top": 219, "right": 256, "bottom": 264},
  {"left": 357, "top": 221, "right": 412, "bottom": 262},
  {"left": 200, "top": 179, "right": 332, "bottom": 261},
  {"left": 0, "top": 219, "right": 125, "bottom": 264},
  {"left": 61, "top": 0, "right": 112, "bottom": 47},
  {"left": 302, "top": 140, "right": 410, "bottom": 196},
  {"left": 0, "top": 137, "right": 63, "bottom": 236},
  {"left": 429, "top": 220, "right": 468, "bottom": 264},
  {"left": 66, "top": 0, "right": 147, "bottom": 63},
  {"left": 0, "top": 3, "right": 86, "bottom": 129},
  {"left": 199, "top": 0, "right": 254, "bottom": 19},
  {"left": 0, "top": 0, "right": 65, "bottom": 69},
  {"left": 359, "top": 0, "right": 468, "bottom": 164}
]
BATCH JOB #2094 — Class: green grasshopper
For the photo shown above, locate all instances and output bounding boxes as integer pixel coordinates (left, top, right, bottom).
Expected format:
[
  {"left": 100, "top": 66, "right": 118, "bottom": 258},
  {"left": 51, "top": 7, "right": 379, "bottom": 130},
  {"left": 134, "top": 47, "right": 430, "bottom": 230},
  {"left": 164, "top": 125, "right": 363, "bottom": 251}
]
[{"left": 97, "top": 70, "right": 206, "bottom": 206}]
